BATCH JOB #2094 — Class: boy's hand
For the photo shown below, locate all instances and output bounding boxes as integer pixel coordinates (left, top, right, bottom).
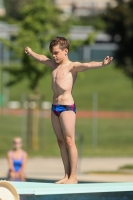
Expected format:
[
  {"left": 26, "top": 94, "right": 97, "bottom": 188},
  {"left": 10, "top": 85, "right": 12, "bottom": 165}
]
[
  {"left": 25, "top": 46, "right": 32, "bottom": 56},
  {"left": 103, "top": 56, "right": 113, "bottom": 66}
]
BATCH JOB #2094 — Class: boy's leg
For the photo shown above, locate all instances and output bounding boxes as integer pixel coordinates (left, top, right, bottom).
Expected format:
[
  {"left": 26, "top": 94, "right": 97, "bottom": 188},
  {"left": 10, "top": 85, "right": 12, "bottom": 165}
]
[
  {"left": 59, "top": 111, "right": 78, "bottom": 184},
  {"left": 51, "top": 112, "right": 71, "bottom": 183}
]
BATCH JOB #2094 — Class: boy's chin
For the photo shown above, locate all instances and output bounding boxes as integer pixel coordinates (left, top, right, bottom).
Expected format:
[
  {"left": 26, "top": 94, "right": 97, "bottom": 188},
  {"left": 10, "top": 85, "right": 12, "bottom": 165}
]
[{"left": 55, "top": 60, "right": 60, "bottom": 63}]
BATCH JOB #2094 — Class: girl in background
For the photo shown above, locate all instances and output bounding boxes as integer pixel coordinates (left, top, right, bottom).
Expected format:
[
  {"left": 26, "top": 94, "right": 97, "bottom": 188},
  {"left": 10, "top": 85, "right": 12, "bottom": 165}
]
[{"left": 7, "top": 137, "right": 27, "bottom": 181}]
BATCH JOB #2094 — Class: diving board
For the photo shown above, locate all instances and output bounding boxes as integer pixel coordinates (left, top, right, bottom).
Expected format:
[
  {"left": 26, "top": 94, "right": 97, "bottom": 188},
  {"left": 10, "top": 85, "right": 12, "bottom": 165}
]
[
  {"left": 1, "top": 181, "right": 133, "bottom": 200},
  {"left": 11, "top": 181, "right": 133, "bottom": 195}
]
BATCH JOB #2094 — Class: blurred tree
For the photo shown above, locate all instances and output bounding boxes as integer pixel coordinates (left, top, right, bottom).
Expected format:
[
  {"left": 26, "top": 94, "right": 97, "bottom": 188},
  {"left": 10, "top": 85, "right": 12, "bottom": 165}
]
[
  {"left": 72, "top": 15, "right": 107, "bottom": 30},
  {"left": 3, "top": 0, "right": 28, "bottom": 21},
  {"left": 4, "top": 0, "right": 70, "bottom": 93},
  {"left": 103, "top": 0, "right": 133, "bottom": 84}
]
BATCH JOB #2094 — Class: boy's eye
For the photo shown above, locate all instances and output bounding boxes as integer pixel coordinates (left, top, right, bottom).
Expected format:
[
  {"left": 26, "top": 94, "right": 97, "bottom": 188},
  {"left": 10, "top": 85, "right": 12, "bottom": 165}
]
[{"left": 53, "top": 52, "right": 58, "bottom": 55}]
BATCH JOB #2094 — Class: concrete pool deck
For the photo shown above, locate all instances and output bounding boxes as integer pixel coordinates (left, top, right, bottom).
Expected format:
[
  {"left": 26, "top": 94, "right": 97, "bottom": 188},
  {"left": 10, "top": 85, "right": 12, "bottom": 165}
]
[{"left": 1, "top": 157, "right": 133, "bottom": 182}]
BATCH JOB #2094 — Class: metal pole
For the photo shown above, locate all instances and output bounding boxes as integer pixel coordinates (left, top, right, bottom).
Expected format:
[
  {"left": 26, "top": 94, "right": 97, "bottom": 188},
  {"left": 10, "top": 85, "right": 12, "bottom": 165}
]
[
  {"left": 32, "top": 104, "right": 39, "bottom": 150},
  {"left": 92, "top": 92, "right": 98, "bottom": 148},
  {"left": 3, "top": 46, "right": 10, "bottom": 114},
  {"left": 21, "top": 94, "right": 27, "bottom": 149}
]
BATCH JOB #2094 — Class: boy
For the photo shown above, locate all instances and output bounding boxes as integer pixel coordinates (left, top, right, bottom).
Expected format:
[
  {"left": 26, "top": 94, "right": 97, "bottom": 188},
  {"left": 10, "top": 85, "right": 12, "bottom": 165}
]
[{"left": 25, "top": 36, "right": 113, "bottom": 184}]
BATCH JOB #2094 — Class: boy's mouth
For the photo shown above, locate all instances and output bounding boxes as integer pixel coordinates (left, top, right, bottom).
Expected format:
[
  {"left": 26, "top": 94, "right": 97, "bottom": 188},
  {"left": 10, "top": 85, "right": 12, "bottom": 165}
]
[{"left": 54, "top": 59, "right": 59, "bottom": 62}]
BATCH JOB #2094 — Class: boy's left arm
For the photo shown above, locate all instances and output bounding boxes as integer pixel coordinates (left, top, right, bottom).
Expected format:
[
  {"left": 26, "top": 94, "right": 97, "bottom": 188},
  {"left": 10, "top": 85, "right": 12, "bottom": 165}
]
[{"left": 73, "top": 56, "right": 113, "bottom": 72}]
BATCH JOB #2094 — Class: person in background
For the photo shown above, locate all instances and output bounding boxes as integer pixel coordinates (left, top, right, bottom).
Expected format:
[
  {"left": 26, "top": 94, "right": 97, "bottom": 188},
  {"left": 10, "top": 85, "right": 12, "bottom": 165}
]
[{"left": 7, "top": 137, "right": 27, "bottom": 181}]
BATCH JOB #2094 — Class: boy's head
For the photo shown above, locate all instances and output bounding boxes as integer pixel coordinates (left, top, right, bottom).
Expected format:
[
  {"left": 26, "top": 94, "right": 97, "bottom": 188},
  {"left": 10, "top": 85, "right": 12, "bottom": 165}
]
[{"left": 49, "top": 36, "right": 69, "bottom": 53}]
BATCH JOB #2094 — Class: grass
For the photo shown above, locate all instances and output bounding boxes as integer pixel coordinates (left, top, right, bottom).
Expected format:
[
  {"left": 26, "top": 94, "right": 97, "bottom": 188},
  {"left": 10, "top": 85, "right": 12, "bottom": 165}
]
[
  {"left": 84, "top": 165, "right": 133, "bottom": 175},
  {"left": 0, "top": 115, "right": 133, "bottom": 157},
  {"left": 119, "top": 165, "right": 133, "bottom": 170},
  {"left": 85, "top": 171, "right": 133, "bottom": 175},
  {"left": 3, "top": 64, "right": 133, "bottom": 111}
]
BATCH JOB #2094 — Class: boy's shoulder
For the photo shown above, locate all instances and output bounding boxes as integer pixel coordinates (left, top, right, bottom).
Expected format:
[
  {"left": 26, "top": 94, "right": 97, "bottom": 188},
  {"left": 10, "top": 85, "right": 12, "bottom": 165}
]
[
  {"left": 71, "top": 61, "right": 81, "bottom": 70},
  {"left": 68, "top": 61, "right": 79, "bottom": 67}
]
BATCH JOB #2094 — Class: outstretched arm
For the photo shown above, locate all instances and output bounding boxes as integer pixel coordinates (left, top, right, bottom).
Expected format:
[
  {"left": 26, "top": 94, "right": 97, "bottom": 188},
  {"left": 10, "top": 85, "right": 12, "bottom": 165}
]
[
  {"left": 25, "top": 46, "right": 54, "bottom": 68},
  {"left": 73, "top": 56, "right": 113, "bottom": 72}
]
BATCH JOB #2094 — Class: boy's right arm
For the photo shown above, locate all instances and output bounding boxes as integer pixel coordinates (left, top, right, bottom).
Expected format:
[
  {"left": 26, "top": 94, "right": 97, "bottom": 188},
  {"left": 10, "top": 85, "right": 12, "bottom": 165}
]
[{"left": 25, "top": 46, "right": 53, "bottom": 68}]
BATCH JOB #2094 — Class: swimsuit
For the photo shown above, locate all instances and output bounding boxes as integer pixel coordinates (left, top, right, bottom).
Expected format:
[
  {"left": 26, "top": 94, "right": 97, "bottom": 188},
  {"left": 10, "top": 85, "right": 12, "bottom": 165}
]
[
  {"left": 10, "top": 151, "right": 24, "bottom": 172},
  {"left": 52, "top": 103, "right": 76, "bottom": 117}
]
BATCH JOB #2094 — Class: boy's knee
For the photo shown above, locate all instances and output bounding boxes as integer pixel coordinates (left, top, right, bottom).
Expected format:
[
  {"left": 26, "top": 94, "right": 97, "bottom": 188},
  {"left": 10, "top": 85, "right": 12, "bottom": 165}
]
[
  {"left": 57, "top": 138, "right": 65, "bottom": 146},
  {"left": 65, "top": 136, "right": 74, "bottom": 148}
]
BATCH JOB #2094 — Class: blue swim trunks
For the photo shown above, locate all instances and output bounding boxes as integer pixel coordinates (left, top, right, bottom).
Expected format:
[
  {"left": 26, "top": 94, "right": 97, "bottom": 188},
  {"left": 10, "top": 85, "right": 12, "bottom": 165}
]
[{"left": 52, "top": 104, "right": 76, "bottom": 117}]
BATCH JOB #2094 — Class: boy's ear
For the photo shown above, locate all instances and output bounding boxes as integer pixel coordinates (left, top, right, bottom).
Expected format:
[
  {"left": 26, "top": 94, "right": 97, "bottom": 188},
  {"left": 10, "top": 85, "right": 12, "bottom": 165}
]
[{"left": 64, "top": 48, "right": 68, "bottom": 54}]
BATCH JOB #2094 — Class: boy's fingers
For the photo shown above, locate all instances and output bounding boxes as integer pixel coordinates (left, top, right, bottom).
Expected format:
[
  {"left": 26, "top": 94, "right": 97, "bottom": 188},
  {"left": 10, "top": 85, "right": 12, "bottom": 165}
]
[
  {"left": 25, "top": 47, "right": 29, "bottom": 54},
  {"left": 109, "top": 57, "right": 113, "bottom": 62},
  {"left": 25, "top": 46, "right": 29, "bottom": 51},
  {"left": 105, "top": 56, "right": 113, "bottom": 63},
  {"left": 105, "top": 56, "right": 109, "bottom": 59}
]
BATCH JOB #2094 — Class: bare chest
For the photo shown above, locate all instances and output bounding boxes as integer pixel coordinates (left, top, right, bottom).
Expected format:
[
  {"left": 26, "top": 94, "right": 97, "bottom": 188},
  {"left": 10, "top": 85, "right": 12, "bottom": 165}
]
[{"left": 52, "top": 68, "right": 73, "bottom": 82}]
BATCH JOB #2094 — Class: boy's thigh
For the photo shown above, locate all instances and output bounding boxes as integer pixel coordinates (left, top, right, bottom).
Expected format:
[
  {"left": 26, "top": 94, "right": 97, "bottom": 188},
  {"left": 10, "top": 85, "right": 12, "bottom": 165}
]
[
  {"left": 51, "top": 111, "right": 64, "bottom": 139},
  {"left": 59, "top": 111, "right": 76, "bottom": 136}
]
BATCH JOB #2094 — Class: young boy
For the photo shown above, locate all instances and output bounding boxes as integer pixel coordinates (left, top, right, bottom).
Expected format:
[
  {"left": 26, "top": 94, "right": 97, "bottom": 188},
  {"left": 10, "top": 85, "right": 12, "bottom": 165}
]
[{"left": 25, "top": 36, "right": 113, "bottom": 184}]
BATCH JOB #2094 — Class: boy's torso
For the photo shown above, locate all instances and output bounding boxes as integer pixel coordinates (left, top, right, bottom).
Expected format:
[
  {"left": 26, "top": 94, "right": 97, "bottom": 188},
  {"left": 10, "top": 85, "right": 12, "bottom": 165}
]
[{"left": 51, "top": 62, "right": 77, "bottom": 105}]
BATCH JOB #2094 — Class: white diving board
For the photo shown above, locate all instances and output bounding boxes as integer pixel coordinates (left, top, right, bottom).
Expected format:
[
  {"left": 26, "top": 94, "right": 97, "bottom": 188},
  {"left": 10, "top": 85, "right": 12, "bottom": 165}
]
[
  {"left": 1, "top": 181, "right": 133, "bottom": 200},
  {"left": 11, "top": 182, "right": 133, "bottom": 195}
]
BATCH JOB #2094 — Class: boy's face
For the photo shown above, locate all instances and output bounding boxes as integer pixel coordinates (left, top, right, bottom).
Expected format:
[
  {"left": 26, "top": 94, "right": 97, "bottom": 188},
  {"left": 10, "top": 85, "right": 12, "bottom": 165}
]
[{"left": 51, "top": 45, "right": 68, "bottom": 63}]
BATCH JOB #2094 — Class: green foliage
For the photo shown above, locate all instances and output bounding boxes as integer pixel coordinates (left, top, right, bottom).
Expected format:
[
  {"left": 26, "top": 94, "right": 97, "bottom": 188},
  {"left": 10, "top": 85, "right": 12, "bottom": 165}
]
[
  {"left": 69, "top": 28, "right": 97, "bottom": 54},
  {"left": 4, "top": 0, "right": 71, "bottom": 92},
  {"left": 3, "top": 0, "right": 28, "bottom": 21},
  {"left": 71, "top": 15, "right": 107, "bottom": 30},
  {"left": 70, "top": 32, "right": 97, "bottom": 52},
  {"left": 119, "top": 165, "right": 133, "bottom": 170},
  {"left": 102, "top": 0, "right": 133, "bottom": 82}
]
